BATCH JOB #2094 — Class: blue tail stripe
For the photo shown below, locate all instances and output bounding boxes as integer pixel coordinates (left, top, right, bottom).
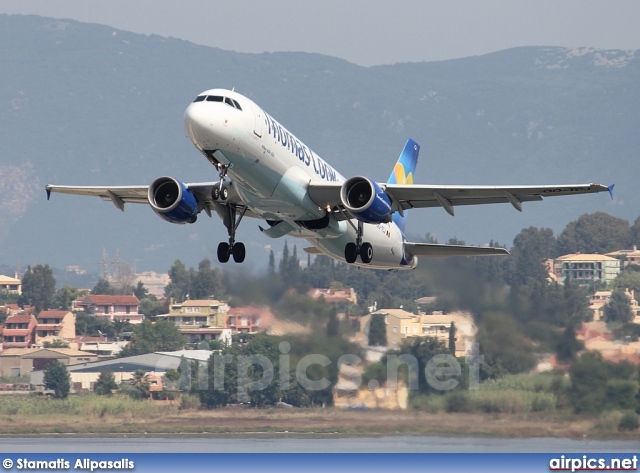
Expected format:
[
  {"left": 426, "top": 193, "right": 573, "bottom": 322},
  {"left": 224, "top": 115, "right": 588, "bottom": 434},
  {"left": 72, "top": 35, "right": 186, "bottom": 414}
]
[{"left": 388, "top": 138, "right": 420, "bottom": 234}]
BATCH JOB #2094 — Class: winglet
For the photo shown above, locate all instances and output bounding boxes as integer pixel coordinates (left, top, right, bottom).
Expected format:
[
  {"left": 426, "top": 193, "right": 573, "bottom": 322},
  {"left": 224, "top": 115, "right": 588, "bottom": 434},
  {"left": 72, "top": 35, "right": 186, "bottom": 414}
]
[
  {"left": 46, "top": 187, "right": 51, "bottom": 200},
  {"left": 607, "top": 184, "right": 615, "bottom": 200}
]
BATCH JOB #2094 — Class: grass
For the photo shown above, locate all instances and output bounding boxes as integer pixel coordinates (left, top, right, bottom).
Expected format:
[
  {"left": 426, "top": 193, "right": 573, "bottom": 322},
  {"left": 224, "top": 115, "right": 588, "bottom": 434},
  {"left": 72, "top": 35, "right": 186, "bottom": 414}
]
[{"left": 0, "top": 393, "right": 633, "bottom": 439}]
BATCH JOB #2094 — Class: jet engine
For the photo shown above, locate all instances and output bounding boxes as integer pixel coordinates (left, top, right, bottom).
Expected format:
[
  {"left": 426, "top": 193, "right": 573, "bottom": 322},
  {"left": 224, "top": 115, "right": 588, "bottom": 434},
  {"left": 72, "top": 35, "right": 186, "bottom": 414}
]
[
  {"left": 340, "top": 176, "right": 393, "bottom": 224},
  {"left": 148, "top": 177, "right": 199, "bottom": 224}
]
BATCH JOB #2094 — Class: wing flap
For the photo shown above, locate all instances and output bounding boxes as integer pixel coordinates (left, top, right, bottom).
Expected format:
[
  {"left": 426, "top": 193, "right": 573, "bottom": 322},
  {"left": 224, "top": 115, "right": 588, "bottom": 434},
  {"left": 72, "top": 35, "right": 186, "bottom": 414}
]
[{"left": 405, "top": 242, "right": 509, "bottom": 257}]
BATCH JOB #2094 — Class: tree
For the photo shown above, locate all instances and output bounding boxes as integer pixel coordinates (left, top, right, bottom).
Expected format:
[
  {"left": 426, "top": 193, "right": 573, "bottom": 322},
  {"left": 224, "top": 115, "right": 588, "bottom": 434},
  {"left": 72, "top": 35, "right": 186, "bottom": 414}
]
[
  {"left": 268, "top": 250, "right": 276, "bottom": 276},
  {"left": 448, "top": 322, "right": 457, "bottom": 354},
  {"left": 133, "top": 281, "right": 148, "bottom": 300},
  {"left": 557, "top": 212, "right": 632, "bottom": 255},
  {"left": 20, "top": 264, "right": 56, "bottom": 312},
  {"left": 43, "top": 339, "right": 70, "bottom": 348},
  {"left": 326, "top": 305, "right": 339, "bottom": 337},
  {"left": 75, "top": 312, "right": 115, "bottom": 338},
  {"left": 612, "top": 271, "right": 640, "bottom": 294},
  {"left": 509, "top": 227, "right": 556, "bottom": 286},
  {"left": 632, "top": 216, "right": 640, "bottom": 247},
  {"left": 92, "top": 278, "right": 115, "bottom": 295},
  {"left": 165, "top": 260, "right": 191, "bottom": 302},
  {"left": 52, "top": 286, "right": 81, "bottom": 311},
  {"left": 43, "top": 360, "right": 71, "bottom": 399},
  {"left": 555, "top": 325, "right": 584, "bottom": 363},
  {"left": 118, "top": 319, "right": 185, "bottom": 357},
  {"left": 120, "top": 370, "right": 151, "bottom": 399},
  {"left": 190, "top": 258, "right": 223, "bottom": 299},
  {"left": 368, "top": 313, "right": 387, "bottom": 346},
  {"left": 95, "top": 370, "right": 118, "bottom": 396},
  {"left": 476, "top": 312, "right": 536, "bottom": 379},
  {"left": 604, "top": 289, "right": 633, "bottom": 324}
]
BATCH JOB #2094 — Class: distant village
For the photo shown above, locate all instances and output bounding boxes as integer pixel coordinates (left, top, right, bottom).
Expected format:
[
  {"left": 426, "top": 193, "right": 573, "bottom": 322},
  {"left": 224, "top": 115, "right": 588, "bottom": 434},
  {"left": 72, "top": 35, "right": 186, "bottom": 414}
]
[{"left": 1, "top": 244, "right": 639, "bottom": 408}]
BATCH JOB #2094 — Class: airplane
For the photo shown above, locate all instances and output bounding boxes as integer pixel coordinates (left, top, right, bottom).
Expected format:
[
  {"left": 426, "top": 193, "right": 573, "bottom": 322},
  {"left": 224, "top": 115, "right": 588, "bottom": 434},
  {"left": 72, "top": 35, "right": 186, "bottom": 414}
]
[{"left": 46, "top": 88, "right": 613, "bottom": 270}]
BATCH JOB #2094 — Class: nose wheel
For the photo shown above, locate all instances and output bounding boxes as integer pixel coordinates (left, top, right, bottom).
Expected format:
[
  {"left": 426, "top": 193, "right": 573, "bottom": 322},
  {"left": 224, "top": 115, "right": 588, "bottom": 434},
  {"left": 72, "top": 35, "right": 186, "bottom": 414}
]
[{"left": 344, "top": 220, "right": 373, "bottom": 264}]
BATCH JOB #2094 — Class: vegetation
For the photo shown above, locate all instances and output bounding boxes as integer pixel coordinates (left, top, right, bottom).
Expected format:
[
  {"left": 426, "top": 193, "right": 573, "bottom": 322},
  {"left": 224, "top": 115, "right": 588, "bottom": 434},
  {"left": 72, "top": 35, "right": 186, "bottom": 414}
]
[
  {"left": 19, "top": 264, "right": 56, "bottom": 313},
  {"left": 43, "top": 361, "right": 71, "bottom": 399},
  {"left": 94, "top": 370, "right": 118, "bottom": 396},
  {"left": 368, "top": 313, "right": 387, "bottom": 346},
  {"left": 118, "top": 320, "right": 186, "bottom": 357}
]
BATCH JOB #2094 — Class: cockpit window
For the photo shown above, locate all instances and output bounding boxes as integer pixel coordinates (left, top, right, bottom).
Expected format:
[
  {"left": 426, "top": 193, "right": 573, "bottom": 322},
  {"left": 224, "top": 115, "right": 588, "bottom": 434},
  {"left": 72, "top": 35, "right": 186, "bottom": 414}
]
[{"left": 194, "top": 94, "right": 242, "bottom": 111}]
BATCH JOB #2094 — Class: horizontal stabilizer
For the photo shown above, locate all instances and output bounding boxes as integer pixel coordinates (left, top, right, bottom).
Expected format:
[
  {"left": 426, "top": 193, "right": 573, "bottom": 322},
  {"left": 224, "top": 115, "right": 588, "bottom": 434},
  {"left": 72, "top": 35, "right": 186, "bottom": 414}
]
[{"left": 404, "top": 242, "right": 509, "bottom": 257}]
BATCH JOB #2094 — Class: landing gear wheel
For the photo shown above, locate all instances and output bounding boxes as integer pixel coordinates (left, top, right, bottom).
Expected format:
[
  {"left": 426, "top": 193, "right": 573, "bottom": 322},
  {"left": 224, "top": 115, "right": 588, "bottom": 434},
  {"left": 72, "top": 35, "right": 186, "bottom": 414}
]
[
  {"left": 220, "top": 187, "right": 228, "bottom": 200},
  {"left": 345, "top": 242, "right": 357, "bottom": 264},
  {"left": 232, "top": 242, "right": 246, "bottom": 263},
  {"left": 217, "top": 242, "right": 230, "bottom": 263},
  {"left": 213, "top": 187, "right": 220, "bottom": 201},
  {"left": 360, "top": 242, "right": 373, "bottom": 264}
]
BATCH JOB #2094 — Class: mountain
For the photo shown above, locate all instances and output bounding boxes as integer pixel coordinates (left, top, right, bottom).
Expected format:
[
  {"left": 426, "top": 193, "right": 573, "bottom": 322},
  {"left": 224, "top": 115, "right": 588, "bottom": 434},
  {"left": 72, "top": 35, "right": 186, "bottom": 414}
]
[{"left": 0, "top": 14, "right": 638, "bottom": 274}]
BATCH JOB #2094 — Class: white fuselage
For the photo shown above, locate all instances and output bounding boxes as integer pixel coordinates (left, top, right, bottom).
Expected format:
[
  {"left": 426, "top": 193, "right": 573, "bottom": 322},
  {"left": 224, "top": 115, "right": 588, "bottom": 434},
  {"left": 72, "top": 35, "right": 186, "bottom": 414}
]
[{"left": 183, "top": 88, "right": 415, "bottom": 270}]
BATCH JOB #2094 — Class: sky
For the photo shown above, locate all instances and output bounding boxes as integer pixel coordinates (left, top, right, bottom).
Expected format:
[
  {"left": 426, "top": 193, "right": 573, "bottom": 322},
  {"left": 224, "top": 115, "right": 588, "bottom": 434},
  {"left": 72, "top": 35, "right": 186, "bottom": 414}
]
[{"left": 1, "top": 0, "right": 639, "bottom": 66}]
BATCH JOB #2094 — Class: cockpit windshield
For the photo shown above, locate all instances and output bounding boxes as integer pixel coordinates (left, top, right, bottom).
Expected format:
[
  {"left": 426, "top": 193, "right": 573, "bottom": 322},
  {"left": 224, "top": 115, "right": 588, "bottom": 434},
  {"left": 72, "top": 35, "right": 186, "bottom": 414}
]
[{"left": 192, "top": 95, "right": 242, "bottom": 110}]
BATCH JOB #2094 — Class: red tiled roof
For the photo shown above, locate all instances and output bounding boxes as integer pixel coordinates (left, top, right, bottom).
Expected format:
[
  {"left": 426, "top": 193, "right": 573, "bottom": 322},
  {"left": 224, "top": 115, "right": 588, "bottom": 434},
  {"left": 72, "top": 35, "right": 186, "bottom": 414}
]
[
  {"left": 81, "top": 295, "right": 140, "bottom": 305},
  {"left": 6, "top": 314, "right": 36, "bottom": 324},
  {"left": 36, "top": 310, "right": 71, "bottom": 319}
]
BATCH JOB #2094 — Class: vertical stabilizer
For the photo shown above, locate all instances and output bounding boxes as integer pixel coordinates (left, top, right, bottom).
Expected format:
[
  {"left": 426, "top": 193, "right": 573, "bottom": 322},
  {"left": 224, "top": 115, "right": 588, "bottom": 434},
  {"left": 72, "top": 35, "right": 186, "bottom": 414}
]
[{"left": 387, "top": 138, "right": 420, "bottom": 233}]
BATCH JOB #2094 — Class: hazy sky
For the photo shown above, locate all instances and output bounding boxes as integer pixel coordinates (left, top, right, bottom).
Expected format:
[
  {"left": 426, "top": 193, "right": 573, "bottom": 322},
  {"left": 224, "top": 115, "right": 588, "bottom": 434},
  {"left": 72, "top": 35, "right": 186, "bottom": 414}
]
[{"left": 1, "top": 0, "right": 639, "bottom": 66}]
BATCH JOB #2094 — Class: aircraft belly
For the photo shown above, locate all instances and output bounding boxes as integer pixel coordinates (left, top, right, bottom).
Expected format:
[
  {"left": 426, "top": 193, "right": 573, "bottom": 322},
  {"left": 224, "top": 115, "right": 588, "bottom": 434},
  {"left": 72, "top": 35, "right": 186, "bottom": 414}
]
[{"left": 308, "top": 222, "right": 409, "bottom": 270}]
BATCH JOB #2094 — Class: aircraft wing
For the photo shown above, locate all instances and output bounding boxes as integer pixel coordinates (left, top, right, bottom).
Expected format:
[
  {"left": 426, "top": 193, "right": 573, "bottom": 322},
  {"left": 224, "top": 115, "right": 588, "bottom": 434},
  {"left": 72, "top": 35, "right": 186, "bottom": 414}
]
[
  {"left": 404, "top": 242, "right": 509, "bottom": 257},
  {"left": 45, "top": 182, "right": 254, "bottom": 216},
  {"left": 308, "top": 182, "right": 612, "bottom": 217}
]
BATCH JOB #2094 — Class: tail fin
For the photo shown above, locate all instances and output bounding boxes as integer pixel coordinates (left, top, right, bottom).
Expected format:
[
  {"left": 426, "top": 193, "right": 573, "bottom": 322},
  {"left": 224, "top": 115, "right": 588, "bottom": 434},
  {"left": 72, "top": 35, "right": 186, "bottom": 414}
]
[{"left": 387, "top": 138, "right": 420, "bottom": 233}]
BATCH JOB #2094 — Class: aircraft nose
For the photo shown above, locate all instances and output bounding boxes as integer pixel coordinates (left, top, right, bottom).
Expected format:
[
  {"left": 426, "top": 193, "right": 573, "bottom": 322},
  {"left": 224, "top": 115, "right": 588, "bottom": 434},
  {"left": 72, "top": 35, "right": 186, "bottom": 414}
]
[{"left": 183, "top": 102, "right": 212, "bottom": 147}]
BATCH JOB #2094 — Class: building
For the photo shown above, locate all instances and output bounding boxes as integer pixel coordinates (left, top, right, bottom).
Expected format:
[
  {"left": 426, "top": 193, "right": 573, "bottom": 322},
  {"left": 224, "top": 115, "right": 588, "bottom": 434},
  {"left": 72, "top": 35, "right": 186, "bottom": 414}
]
[
  {"left": 554, "top": 253, "right": 620, "bottom": 285},
  {"left": 589, "top": 288, "right": 640, "bottom": 322},
  {"left": 156, "top": 299, "right": 231, "bottom": 345},
  {"left": 34, "top": 310, "right": 76, "bottom": 345},
  {"left": 1, "top": 314, "right": 37, "bottom": 349},
  {"left": 77, "top": 337, "right": 129, "bottom": 358},
  {"left": 606, "top": 246, "right": 640, "bottom": 269},
  {"left": 226, "top": 306, "right": 273, "bottom": 334},
  {"left": 359, "top": 308, "right": 477, "bottom": 357},
  {"left": 0, "top": 275, "right": 22, "bottom": 295},
  {"left": 0, "top": 347, "right": 97, "bottom": 378},
  {"left": 76, "top": 294, "right": 143, "bottom": 324},
  {"left": 308, "top": 288, "right": 358, "bottom": 305},
  {"left": 29, "top": 349, "right": 213, "bottom": 391},
  {"left": 134, "top": 271, "right": 170, "bottom": 298}
]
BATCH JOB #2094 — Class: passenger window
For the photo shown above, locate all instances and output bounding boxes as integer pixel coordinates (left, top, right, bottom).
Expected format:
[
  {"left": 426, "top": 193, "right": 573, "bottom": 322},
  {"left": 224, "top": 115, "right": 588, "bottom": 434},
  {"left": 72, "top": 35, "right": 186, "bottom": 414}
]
[
  {"left": 193, "top": 95, "right": 206, "bottom": 102},
  {"left": 207, "top": 96, "right": 223, "bottom": 102}
]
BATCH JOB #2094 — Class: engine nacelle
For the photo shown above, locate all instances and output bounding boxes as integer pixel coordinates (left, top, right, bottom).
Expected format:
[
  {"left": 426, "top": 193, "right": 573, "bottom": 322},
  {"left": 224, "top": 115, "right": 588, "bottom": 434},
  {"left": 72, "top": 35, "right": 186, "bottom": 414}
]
[
  {"left": 148, "top": 177, "right": 199, "bottom": 224},
  {"left": 340, "top": 176, "right": 393, "bottom": 224}
]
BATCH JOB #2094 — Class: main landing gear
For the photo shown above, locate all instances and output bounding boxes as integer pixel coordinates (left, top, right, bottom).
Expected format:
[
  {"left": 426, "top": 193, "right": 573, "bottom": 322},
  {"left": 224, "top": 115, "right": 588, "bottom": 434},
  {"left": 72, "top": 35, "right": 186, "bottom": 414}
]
[
  {"left": 212, "top": 163, "right": 246, "bottom": 263},
  {"left": 344, "top": 220, "right": 373, "bottom": 264},
  {"left": 217, "top": 205, "right": 246, "bottom": 263}
]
